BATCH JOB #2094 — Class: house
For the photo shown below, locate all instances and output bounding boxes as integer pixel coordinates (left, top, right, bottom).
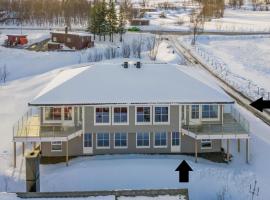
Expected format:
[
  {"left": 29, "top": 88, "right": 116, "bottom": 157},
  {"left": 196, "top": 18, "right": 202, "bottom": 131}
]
[
  {"left": 130, "top": 18, "right": 150, "bottom": 26},
  {"left": 48, "top": 29, "right": 94, "bottom": 51},
  {"left": 5, "top": 34, "right": 28, "bottom": 47},
  {"left": 12, "top": 61, "right": 250, "bottom": 167}
]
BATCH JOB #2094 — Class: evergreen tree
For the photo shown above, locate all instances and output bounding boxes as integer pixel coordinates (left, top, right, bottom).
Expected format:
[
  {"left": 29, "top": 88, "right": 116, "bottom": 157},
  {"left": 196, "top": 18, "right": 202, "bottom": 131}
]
[
  {"left": 118, "top": 5, "right": 126, "bottom": 42},
  {"left": 107, "top": 0, "right": 118, "bottom": 42}
]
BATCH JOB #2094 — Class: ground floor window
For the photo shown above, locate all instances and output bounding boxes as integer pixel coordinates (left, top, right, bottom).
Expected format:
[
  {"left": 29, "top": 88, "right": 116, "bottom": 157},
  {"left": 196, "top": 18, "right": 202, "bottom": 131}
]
[
  {"left": 114, "top": 132, "right": 127, "bottom": 148},
  {"left": 201, "top": 139, "right": 212, "bottom": 149},
  {"left": 84, "top": 133, "right": 92, "bottom": 147},
  {"left": 154, "top": 132, "right": 167, "bottom": 147},
  {"left": 96, "top": 133, "right": 110, "bottom": 148},
  {"left": 172, "top": 132, "right": 180, "bottom": 146},
  {"left": 51, "top": 141, "right": 62, "bottom": 152},
  {"left": 136, "top": 132, "right": 150, "bottom": 148}
]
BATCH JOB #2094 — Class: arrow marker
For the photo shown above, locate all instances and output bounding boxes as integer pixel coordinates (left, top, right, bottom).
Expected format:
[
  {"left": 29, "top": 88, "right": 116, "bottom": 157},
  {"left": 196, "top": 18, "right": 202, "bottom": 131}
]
[
  {"left": 250, "top": 97, "right": 270, "bottom": 112},
  {"left": 175, "top": 160, "right": 193, "bottom": 183}
]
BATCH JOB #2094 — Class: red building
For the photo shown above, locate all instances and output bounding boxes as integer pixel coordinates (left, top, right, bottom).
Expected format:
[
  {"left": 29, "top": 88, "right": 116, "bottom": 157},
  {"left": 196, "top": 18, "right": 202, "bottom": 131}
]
[{"left": 6, "top": 34, "right": 28, "bottom": 46}]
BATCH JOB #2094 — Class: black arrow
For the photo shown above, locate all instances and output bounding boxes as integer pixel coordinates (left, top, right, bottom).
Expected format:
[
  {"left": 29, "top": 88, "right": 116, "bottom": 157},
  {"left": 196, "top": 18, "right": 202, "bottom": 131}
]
[
  {"left": 175, "top": 160, "right": 193, "bottom": 183},
  {"left": 250, "top": 97, "right": 270, "bottom": 112}
]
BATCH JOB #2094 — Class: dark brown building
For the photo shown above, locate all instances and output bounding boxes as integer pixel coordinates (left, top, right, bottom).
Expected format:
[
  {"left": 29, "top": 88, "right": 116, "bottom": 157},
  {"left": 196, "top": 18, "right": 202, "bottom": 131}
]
[
  {"left": 49, "top": 30, "right": 94, "bottom": 51},
  {"left": 130, "top": 19, "right": 150, "bottom": 26}
]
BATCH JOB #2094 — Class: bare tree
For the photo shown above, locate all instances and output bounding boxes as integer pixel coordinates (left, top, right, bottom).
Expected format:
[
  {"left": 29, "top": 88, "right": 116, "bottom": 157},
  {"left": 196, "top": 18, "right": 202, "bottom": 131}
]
[
  {"left": 0, "top": 64, "right": 8, "bottom": 83},
  {"left": 148, "top": 34, "right": 161, "bottom": 61},
  {"left": 189, "top": 10, "right": 205, "bottom": 45},
  {"left": 122, "top": 42, "right": 131, "bottom": 58}
]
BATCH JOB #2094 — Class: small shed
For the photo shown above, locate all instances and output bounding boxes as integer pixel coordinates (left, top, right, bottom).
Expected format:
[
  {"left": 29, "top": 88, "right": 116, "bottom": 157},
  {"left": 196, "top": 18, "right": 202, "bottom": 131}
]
[
  {"left": 130, "top": 19, "right": 150, "bottom": 26},
  {"left": 6, "top": 34, "right": 28, "bottom": 46}
]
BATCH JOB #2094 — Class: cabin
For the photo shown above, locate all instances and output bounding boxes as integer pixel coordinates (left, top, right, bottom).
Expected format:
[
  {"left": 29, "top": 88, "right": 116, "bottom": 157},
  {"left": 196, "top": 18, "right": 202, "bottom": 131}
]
[
  {"left": 12, "top": 61, "right": 250, "bottom": 167},
  {"left": 5, "top": 34, "right": 28, "bottom": 47},
  {"left": 48, "top": 29, "right": 94, "bottom": 51},
  {"left": 130, "top": 18, "right": 150, "bottom": 26}
]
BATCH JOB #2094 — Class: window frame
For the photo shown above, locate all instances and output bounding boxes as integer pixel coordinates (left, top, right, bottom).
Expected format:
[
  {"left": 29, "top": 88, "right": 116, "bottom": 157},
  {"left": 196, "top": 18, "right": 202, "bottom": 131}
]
[
  {"left": 43, "top": 106, "right": 74, "bottom": 124},
  {"left": 135, "top": 106, "right": 152, "bottom": 125},
  {"left": 51, "top": 141, "right": 62, "bottom": 152},
  {"left": 96, "top": 132, "right": 110, "bottom": 149},
  {"left": 171, "top": 132, "right": 180, "bottom": 147},
  {"left": 201, "top": 104, "right": 220, "bottom": 121},
  {"left": 112, "top": 106, "right": 129, "bottom": 125},
  {"left": 84, "top": 133, "right": 92, "bottom": 148},
  {"left": 153, "top": 105, "right": 170, "bottom": 125},
  {"left": 114, "top": 132, "right": 128, "bottom": 149},
  {"left": 201, "top": 139, "right": 212, "bottom": 149},
  {"left": 154, "top": 132, "right": 167, "bottom": 148},
  {"left": 94, "top": 106, "right": 111, "bottom": 126},
  {"left": 191, "top": 105, "right": 200, "bottom": 119},
  {"left": 136, "top": 132, "right": 150, "bottom": 148}
]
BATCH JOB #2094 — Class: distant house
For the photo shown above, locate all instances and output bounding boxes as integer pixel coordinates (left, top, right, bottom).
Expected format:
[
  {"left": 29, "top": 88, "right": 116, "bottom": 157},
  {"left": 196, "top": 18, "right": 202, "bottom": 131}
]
[
  {"left": 130, "top": 18, "right": 150, "bottom": 26},
  {"left": 48, "top": 29, "right": 94, "bottom": 51},
  {"left": 5, "top": 34, "right": 28, "bottom": 46},
  {"left": 12, "top": 61, "right": 250, "bottom": 167}
]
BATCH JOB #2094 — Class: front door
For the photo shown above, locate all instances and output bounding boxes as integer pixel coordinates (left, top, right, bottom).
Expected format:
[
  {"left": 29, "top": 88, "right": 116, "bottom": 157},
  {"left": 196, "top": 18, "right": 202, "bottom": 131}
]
[
  {"left": 171, "top": 132, "right": 181, "bottom": 152},
  {"left": 83, "top": 133, "right": 93, "bottom": 154}
]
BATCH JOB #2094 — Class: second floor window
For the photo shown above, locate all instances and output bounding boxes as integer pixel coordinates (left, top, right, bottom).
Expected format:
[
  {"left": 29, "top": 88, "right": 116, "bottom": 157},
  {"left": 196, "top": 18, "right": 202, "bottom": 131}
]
[
  {"left": 45, "top": 107, "right": 61, "bottom": 121},
  {"left": 136, "top": 107, "right": 151, "bottom": 123},
  {"left": 154, "top": 106, "right": 169, "bottom": 123},
  {"left": 95, "top": 107, "right": 110, "bottom": 124},
  {"left": 113, "top": 107, "right": 128, "bottom": 124},
  {"left": 202, "top": 105, "right": 218, "bottom": 119},
  {"left": 64, "top": 107, "right": 72, "bottom": 120},
  {"left": 191, "top": 105, "right": 200, "bottom": 119}
]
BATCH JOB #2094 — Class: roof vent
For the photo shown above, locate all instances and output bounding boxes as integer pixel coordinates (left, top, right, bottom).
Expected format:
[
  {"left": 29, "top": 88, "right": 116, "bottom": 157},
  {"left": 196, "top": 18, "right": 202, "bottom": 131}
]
[
  {"left": 123, "top": 61, "right": 129, "bottom": 68},
  {"left": 135, "top": 61, "right": 141, "bottom": 69}
]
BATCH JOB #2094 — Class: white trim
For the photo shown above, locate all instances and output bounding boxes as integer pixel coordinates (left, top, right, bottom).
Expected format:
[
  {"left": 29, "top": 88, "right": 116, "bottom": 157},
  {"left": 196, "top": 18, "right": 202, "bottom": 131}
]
[
  {"left": 94, "top": 106, "right": 111, "bottom": 126},
  {"left": 135, "top": 106, "right": 152, "bottom": 125},
  {"left": 112, "top": 106, "right": 129, "bottom": 125},
  {"left": 153, "top": 132, "right": 168, "bottom": 148},
  {"left": 113, "top": 132, "right": 128, "bottom": 149},
  {"left": 51, "top": 141, "right": 62, "bottom": 152},
  {"left": 136, "top": 132, "right": 150, "bottom": 148},
  {"left": 153, "top": 105, "right": 170, "bottom": 125},
  {"left": 96, "top": 132, "right": 110, "bottom": 149},
  {"left": 201, "top": 139, "right": 212, "bottom": 150}
]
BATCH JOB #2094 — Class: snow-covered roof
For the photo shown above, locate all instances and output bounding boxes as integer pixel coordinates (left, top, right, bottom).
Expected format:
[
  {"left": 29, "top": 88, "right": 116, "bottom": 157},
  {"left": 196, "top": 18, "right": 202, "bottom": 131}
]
[
  {"left": 51, "top": 31, "right": 92, "bottom": 37},
  {"left": 29, "top": 61, "right": 234, "bottom": 106}
]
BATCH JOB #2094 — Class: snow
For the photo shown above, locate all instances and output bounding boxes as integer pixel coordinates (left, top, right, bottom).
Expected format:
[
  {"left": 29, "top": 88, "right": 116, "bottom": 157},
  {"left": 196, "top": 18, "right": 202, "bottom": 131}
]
[
  {"left": 118, "top": 195, "right": 185, "bottom": 200},
  {"left": 30, "top": 61, "right": 233, "bottom": 105},
  {"left": 51, "top": 31, "right": 92, "bottom": 37}
]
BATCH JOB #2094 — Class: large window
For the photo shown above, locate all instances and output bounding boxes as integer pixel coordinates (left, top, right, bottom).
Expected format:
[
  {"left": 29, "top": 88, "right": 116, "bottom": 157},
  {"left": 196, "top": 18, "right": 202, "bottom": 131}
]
[
  {"left": 136, "top": 107, "right": 151, "bottom": 124},
  {"left": 113, "top": 107, "right": 128, "bottom": 124},
  {"left": 51, "top": 141, "right": 62, "bottom": 152},
  {"left": 114, "top": 132, "right": 127, "bottom": 148},
  {"left": 154, "top": 132, "right": 167, "bottom": 147},
  {"left": 201, "top": 139, "right": 212, "bottom": 149},
  {"left": 45, "top": 107, "right": 62, "bottom": 121},
  {"left": 96, "top": 133, "right": 110, "bottom": 148},
  {"left": 202, "top": 105, "right": 218, "bottom": 119},
  {"left": 172, "top": 132, "right": 180, "bottom": 146},
  {"left": 136, "top": 132, "right": 150, "bottom": 147},
  {"left": 64, "top": 107, "right": 73, "bottom": 120},
  {"left": 95, "top": 107, "right": 110, "bottom": 124},
  {"left": 191, "top": 105, "right": 200, "bottom": 119},
  {"left": 84, "top": 133, "right": 92, "bottom": 147},
  {"left": 154, "top": 106, "right": 169, "bottom": 123}
]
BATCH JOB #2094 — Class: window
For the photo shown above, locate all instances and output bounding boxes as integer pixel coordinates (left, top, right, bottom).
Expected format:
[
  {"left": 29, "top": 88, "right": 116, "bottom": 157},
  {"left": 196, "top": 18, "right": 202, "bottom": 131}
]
[
  {"left": 114, "top": 132, "right": 127, "bottom": 148},
  {"left": 191, "top": 105, "right": 200, "bottom": 119},
  {"left": 53, "top": 37, "right": 57, "bottom": 42},
  {"left": 84, "top": 133, "right": 92, "bottom": 147},
  {"left": 113, "top": 107, "right": 128, "bottom": 124},
  {"left": 154, "top": 132, "right": 167, "bottom": 147},
  {"left": 67, "top": 37, "right": 71, "bottom": 43},
  {"left": 154, "top": 106, "right": 169, "bottom": 123},
  {"left": 136, "top": 132, "right": 150, "bottom": 147},
  {"left": 136, "top": 107, "right": 151, "bottom": 123},
  {"left": 45, "top": 107, "right": 61, "bottom": 121},
  {"left": 96, "top": 133, "right": 110, "bottom": 148},
  {"left": 64, "top": 107, "right": 73, "bottom": 120},
  {"left": 95, "top": 107, "right": 110, "bottom": 124},
  {"left": 172, "top": 132, "right": 180, "bottom": 146},
  {"left": 201, "top": 139, "right": 212, "bottom": 149},
  {"left": 51, "top": 141, "right": 62, "bottom": 152},
  {"left": 202, "top": 105, "right": 218, "bottom": 119}
]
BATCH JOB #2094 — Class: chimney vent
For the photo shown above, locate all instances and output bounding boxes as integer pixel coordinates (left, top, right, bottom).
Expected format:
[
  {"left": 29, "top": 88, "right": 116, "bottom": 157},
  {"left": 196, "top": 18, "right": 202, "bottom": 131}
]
[
  {"left": 123, "top": 61, "right": 129, "bottom": 68},
  {"left": 135, "top": 61, "right": 141, "bottom": 69},
  {"left": 65, "top": 26, "right": 68, "bottom": 34}
]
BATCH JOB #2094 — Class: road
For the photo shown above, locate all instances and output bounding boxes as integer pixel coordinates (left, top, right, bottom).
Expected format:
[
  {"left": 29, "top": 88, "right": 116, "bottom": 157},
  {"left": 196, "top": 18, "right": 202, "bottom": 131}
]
[{"left": 169, "top": 35, "right": 270, "bottom": 126}]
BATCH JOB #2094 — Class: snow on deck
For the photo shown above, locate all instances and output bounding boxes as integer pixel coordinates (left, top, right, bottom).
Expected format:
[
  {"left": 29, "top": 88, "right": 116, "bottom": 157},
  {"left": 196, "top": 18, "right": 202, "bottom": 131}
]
[{"left": 30, "top": 61, "right": 233, "bottom": 105}]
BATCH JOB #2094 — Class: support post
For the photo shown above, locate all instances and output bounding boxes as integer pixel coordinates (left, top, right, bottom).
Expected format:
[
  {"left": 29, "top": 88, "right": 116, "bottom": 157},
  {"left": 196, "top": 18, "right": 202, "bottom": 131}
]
[
  {"left": 246, "top": 138, "right": 249, "bottom": 164},
  {"left": 195, "top": 139, "right": 198, "bottom": 163},
  {"left": 227, "top": 139, "right": 230, "bottom": 162},
  {"left": 66, "top": 140, "right": 69, "bottom": 166},
  {"left": 13, "top": 142, "right": 16, "bottom": 168},
  {"left": 22, "top": 142, "right": 25, "bottom": 156},
  {"left": 237, "top": 139, "right": 240, "bottom": 153}
]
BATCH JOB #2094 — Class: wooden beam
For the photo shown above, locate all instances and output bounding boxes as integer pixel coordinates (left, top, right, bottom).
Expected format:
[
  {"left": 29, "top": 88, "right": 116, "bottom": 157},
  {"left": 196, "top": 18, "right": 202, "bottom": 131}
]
[
  {"left": 13, "top": 142, "right": 16, "bottom": 168},
  {"left": 22, "top": 142, "right": 25, "bottom": 157},
  {"left": 246, "top": 139, "right": 249, "bottom": 164},
  {"left": 66, "top": 140, "right": 69, "bottom": 167},
  {"left": 195, "top": 139, "right": 198, "bottom": 163},
  {"left": 227, "top": 139, "right": 230, "bottom": 163},
  {"left": 237, "top": 139, "right": 240, "bottom": 153}
]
